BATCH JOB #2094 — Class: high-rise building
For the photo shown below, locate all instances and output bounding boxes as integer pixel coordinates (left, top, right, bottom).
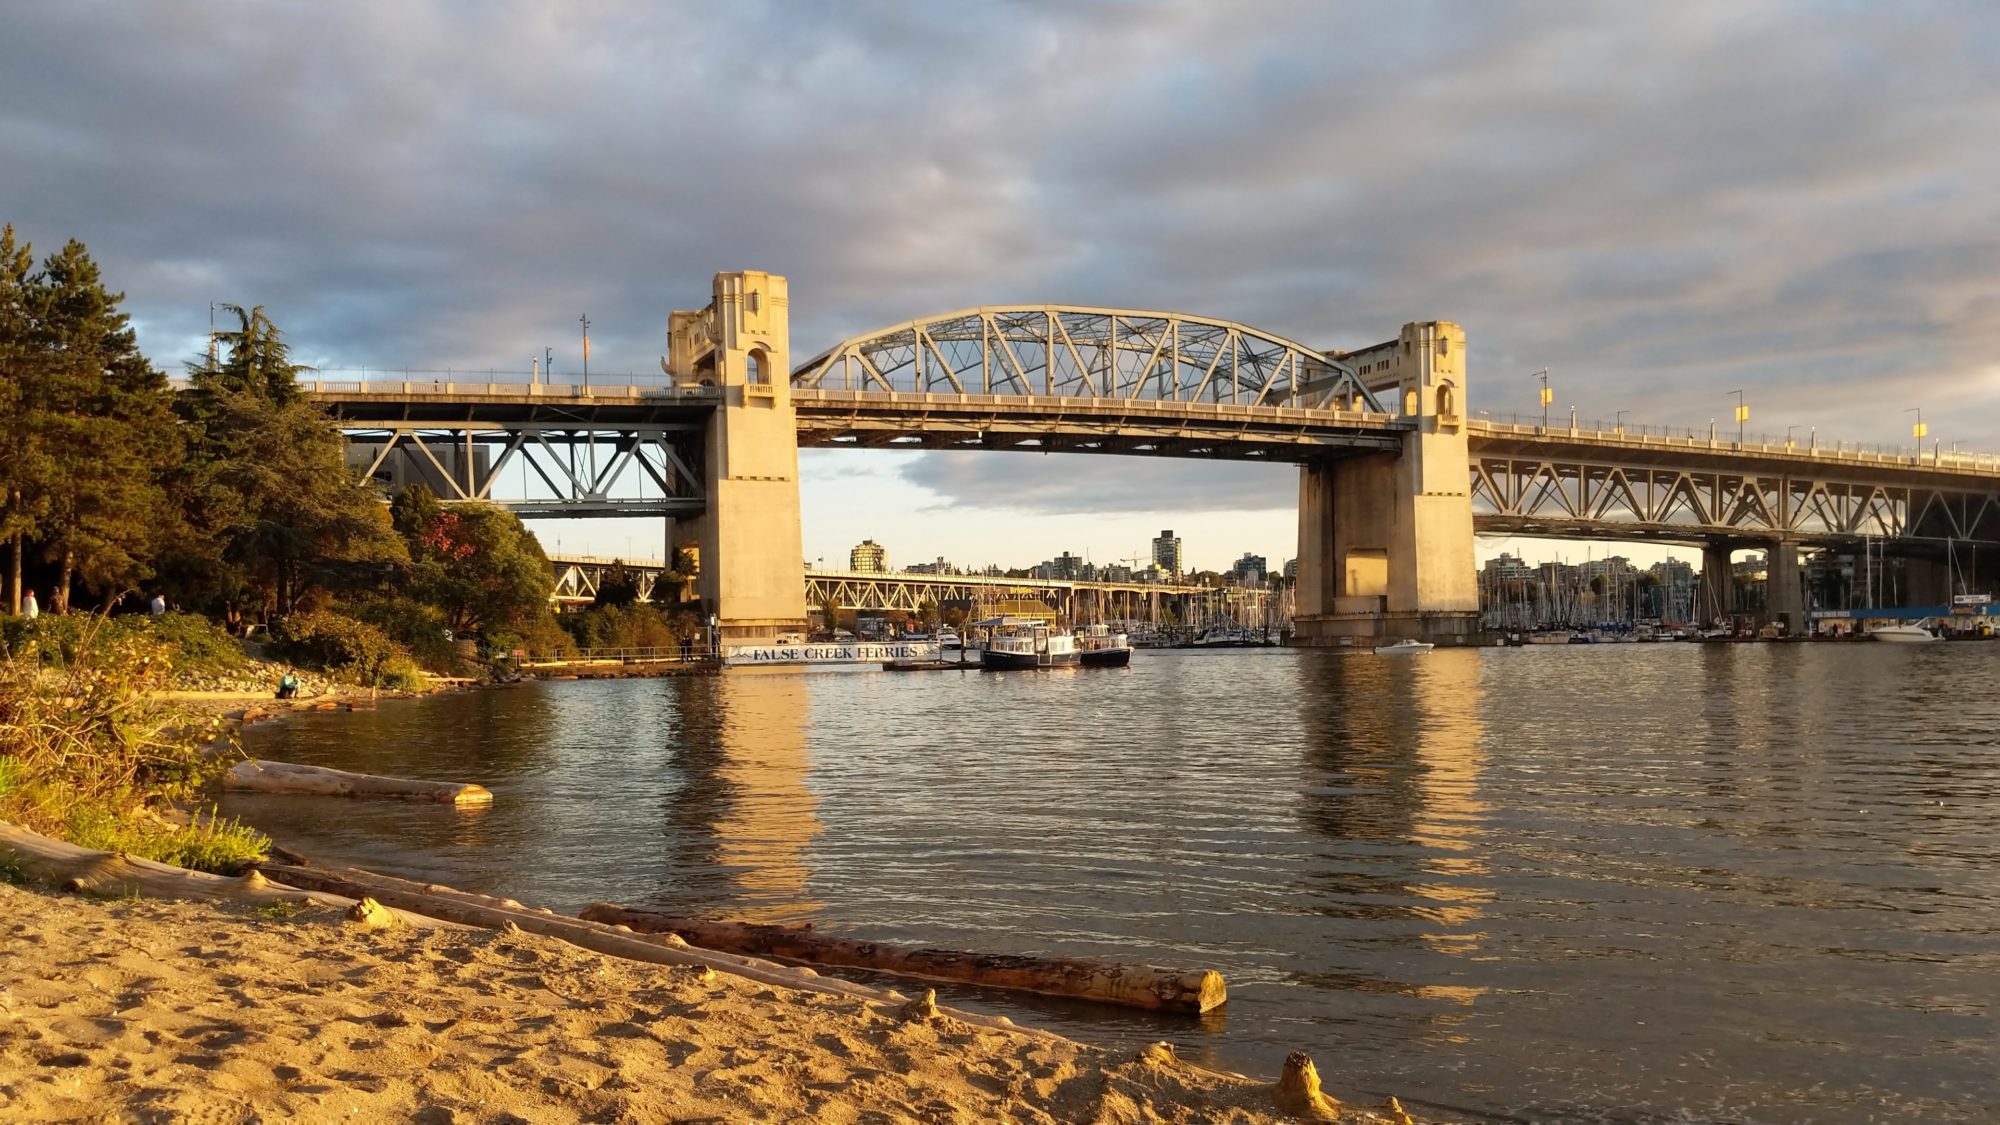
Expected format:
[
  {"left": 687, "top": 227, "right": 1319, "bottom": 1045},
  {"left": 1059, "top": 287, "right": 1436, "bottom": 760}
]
[
  {"left": 849, "top": 539, "right": 887, "bottom": 572},
  {"left": 1152, "top": 529, "right": 1183, "bottom": 576},
  {"left": 1232, "top": 552, "right": 1268, "bottom": 585}
]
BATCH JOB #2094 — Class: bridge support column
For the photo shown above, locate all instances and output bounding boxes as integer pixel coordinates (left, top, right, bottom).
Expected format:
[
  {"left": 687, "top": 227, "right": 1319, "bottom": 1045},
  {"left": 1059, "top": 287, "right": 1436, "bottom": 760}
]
[
  {"left": 1292, "top": 322, "right": 1478, "bottom": 646},
  {"left": 1903, "top": 556, "right": 1951, "bottom": 608},
  {"left": 1700, "top": 544, "right": 1736, "bottom": 622},
  {"left": 668, "top": 271, "right": 808, "bottom": 648},
  {"left": 1767, "top": 539, "right": 1804, "bottom": 635}
]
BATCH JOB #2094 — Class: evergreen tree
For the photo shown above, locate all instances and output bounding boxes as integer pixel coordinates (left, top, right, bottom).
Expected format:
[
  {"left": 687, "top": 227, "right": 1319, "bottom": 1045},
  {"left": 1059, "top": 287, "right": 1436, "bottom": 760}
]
[
  {"left": 0, "top": 225, "right": 44, "bottom": 613},
  {"left": 171, "top": 304, "right": 403, "bottom": 622},
  {"left": 27, "top": 239, "right": 175, "bottom": 609}
]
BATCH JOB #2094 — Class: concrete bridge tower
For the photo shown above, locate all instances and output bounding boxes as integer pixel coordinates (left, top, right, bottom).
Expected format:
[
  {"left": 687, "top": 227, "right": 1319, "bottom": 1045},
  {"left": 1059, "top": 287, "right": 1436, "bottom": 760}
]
[
  {"left": 666, "top": 271, "right": 809, "bottom": 646},
  {"left": 1293, "top": 321, "right": 1480, "bottom": 644}
]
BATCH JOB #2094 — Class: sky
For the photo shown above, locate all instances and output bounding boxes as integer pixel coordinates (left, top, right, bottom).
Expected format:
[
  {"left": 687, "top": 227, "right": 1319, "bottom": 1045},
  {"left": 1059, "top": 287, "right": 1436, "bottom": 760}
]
[{"left": 5, "top": 1, "right": 1999, "bottom": 573}]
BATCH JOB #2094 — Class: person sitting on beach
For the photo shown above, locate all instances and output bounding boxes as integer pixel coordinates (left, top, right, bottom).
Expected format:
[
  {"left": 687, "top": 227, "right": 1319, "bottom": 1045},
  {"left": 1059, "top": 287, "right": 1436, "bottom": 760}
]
[{"left": 276, "top": 671, "right": 299, "bottom": 700}]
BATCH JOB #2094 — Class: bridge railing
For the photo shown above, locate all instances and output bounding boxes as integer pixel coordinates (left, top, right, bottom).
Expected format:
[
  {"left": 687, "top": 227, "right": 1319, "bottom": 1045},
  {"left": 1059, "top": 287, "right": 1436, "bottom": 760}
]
[
  {"left": 291, "top": 371, "right": 713, "bottom": 402},
  {"left": 1472, "top": 412, "right": 2000, "bottom": 474}
]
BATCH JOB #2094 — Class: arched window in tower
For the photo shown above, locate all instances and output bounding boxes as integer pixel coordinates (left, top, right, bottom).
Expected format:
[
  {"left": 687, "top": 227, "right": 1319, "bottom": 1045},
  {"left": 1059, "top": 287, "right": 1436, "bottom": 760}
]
[
  {"left": 1403, "top": 387, "right": 1419, "bottom": 416},
  {"left": 1437, "top": 382, "right": 1456, "bottom": 418},
  {"left": 747, "top": 347, "right": 771, "bottom": 385}
]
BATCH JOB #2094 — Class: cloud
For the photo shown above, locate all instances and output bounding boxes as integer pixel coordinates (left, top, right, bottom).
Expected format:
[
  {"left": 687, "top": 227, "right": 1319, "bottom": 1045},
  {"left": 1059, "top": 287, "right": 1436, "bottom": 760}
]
[
  {"left": 3, "top": 0, "right": 1997, "bottom": 501},
  {"left": 895, "top": 451, "right": 1298, "bottom": 516}
]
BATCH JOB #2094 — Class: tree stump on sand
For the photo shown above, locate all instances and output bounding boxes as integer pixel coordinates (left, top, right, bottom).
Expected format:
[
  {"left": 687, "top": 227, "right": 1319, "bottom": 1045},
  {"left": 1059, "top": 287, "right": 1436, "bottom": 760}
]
[{"left": 1273, "top": 1051, "right": 1341, "bottom": 1121}]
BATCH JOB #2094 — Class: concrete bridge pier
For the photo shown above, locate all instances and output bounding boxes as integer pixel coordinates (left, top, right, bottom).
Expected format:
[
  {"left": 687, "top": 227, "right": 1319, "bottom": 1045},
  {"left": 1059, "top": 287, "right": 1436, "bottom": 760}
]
[
  {"left": 1699, "top": 543, "right": 1737, "bottom": 622},
  {"left": 1766, "top": 539, "right": 1804, "bottom": 634},
  {"left": 666, "top": 271, "right": 809, "bottom": 647},
  {"left": 1292, "top": 322, "right": 1479, "bottom": 646}
]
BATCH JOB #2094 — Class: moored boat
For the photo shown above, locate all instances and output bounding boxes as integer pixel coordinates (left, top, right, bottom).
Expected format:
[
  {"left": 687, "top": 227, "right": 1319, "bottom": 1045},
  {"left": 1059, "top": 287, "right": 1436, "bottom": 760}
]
[
  {"left": 977, "top": 618, "right": 1079, "bottom": 670},
  {"left": 1076, "top": 624, "right": 1133, "bottom": 667},
  {"left": 935, "top": 625, "right": 962, "bottom": 651},
  {"left": 1870, "top": 623, "right": 1939, "bottom": 643},
  {"left": 1373, "top": 638, "right": 1434, "bottom": 656}
]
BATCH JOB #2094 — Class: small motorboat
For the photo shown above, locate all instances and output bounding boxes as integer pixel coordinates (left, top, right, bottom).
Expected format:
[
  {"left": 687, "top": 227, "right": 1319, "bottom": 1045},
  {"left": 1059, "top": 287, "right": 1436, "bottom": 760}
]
[
  {"left": 1870, "top": 623, "right": 1939, "bottom": 643},
  {"left": 935, "top": 626, "right": 962, "bottom": 651},
  {"left": 1373, "top": 638, "right": 1435, "bottom": 656}
]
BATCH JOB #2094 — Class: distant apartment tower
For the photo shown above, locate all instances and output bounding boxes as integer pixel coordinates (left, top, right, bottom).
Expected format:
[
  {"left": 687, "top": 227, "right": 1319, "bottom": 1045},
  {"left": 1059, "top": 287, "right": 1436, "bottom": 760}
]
[
  {"left": 1233, "top": 552, "right": 1268, "bottom": 585},
  {"left": 849, "top": 539, "right": 887, "bottom": 572},
  {"left": 904, "top": 556, "right": 958, "bottom": 575},
  {"left": 1152, "top": 529, "right": 1183, "bottom": 576}
]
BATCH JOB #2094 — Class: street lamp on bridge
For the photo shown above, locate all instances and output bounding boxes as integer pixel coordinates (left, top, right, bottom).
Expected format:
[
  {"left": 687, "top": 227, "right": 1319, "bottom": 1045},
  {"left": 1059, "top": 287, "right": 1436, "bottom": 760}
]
[
  {"left": 1786, "top": 424, "right": 1802, "bottom": 449},
  {"left": 1532, "top": 368, "right": 1551, "bottom": 430},
  {"left": 1615, "top": 409, "right": 1630, "bottom": 435},
  {"left": 1729, "top": 390, "right": 1747, "bottom": 446}
]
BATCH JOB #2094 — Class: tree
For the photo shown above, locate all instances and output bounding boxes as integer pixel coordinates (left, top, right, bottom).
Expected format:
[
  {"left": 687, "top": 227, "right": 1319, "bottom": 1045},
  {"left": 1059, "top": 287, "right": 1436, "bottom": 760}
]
[
  {"left": 915, "top": 599, "right": 940, "bottom": 630},
  {"left": 592, "top": 560, "right": 643, "bottom": 608},
  {"left": 173, "top": 304, "right": 404, "bottom": 622},
  {"left": 396, "top": 498, "right": 553, "bottom": 635},
  {"left": 0, "top": 235, "right": 175, "bottom": 611},
  {"left": 0, "top": 225, "right": 42, "bottom": 613}
]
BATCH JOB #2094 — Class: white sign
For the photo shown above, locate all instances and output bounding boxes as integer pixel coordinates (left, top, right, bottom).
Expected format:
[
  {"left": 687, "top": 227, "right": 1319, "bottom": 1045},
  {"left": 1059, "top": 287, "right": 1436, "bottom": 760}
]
[
  {"left": 1952, "top": 593, "right": 1991, "bottom": 607},
  {"left": 724, "top": 641, "right": 941, "bottom": 666}
]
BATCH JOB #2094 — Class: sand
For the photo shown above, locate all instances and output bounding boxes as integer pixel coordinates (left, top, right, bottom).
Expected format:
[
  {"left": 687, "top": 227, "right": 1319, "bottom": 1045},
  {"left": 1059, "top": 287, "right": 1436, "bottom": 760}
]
[{"left": 0, "top": 882, "right": 1349, "bottom": 1124}]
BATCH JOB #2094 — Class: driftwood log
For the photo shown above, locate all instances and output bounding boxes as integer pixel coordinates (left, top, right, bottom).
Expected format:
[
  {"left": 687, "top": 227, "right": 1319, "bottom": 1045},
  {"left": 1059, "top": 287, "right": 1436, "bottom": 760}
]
[
  {"left": 578, "top": 903, "right": 1227, "bottom": 1014},
  {"left": 223, "top": 759, "right": 493, "bottom": 805},
  {"left": 0, "top": 821, "right": 453, "bottom": 930},
  {"left": 253, "top": 862, "right": 1057, "bottom": 1040}
]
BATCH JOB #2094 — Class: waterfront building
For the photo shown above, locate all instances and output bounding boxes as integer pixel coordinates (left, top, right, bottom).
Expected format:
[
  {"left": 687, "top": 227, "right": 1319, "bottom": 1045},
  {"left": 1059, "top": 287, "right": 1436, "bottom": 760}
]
[
  {"left": 1482, "top": 552, "right": 1535, "bottom": 582},
  {"left": 1232, "top": 552, "right": 1268, "bottom": 586},
  {"left": 849, "top": 539, "right": 887, "bottom": 572},
  {"left": 1152, "top": 530, "right": 1183, "bottom": 576},
  {"left": 904, "top": 556, "right": 958, "bottom": 575}
]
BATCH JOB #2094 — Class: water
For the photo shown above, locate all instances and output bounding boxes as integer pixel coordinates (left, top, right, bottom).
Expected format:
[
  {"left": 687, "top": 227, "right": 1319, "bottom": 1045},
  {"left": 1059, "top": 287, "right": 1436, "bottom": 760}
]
[{"left": 225, "top": 645, "right": 2000, "bottom": 1122}]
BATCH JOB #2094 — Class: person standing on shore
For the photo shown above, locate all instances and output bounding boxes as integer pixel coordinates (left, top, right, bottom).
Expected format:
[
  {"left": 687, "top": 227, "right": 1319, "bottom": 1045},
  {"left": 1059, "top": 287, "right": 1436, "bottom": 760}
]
[
  {"left": 149, "top": 593, "right": 166, "bottom": 616},
  {"left": 22, "top": 590, "right": 37, "bottom": 620}
]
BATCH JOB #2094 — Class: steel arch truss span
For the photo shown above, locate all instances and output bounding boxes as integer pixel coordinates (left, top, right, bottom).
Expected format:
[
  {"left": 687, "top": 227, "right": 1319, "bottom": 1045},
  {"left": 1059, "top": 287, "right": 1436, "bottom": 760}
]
[
  {"left": 346, "top": 422, "right": 706, "bottom": 518},
  {"left": 1470, "top": 456, "right": 2000, "bottom": 544},
  {"left": 550, "top": 557, "right": 668, "bottom": 604},
  {"left": 794, "top": 306, "right": 1386, "bottom": 413}
]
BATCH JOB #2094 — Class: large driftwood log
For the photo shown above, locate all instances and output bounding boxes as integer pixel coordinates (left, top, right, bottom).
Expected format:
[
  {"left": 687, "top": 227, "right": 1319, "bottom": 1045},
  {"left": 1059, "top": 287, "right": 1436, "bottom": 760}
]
[
  {"left": 578, "top": 903, "right": 1227, "bottom": 1014},
  {"left": 0, "top": 821, "right": 453, "bottom": 930},
  {"left": 254, "top": 862, "right": 1056, "bottom": 1040},
  {"left": 223, "top": 759, "right": 493, "bottom": 805}
]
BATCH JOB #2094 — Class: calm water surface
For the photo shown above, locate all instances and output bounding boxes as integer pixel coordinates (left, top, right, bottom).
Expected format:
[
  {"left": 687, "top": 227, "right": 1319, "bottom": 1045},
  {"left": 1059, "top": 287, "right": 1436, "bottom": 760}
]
[{"left": 226, "top": 645, "right": 2000, "bottom": 1123}]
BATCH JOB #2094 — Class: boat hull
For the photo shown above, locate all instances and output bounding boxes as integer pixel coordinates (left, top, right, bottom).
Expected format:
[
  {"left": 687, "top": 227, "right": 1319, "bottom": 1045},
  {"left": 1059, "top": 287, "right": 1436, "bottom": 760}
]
[
  {"left": 1079, "top": 647, "right": 1132, "bottom": 668},
  {"left": 980, "top": 648, "right": 1080, "bottom": 670}
]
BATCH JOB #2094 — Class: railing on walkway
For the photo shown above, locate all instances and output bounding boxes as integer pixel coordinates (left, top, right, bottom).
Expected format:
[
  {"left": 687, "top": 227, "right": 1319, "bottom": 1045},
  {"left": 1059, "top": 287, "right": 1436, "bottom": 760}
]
[
  {"left": 1471, "top": 414, "right": 2000, "bottom": 474},
  {"left": 521, "top": 646, "right": 711, "bottom": 666}
]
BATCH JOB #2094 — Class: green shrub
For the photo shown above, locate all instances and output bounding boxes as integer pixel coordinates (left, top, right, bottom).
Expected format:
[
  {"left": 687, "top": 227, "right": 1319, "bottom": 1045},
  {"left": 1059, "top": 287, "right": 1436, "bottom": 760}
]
[
  {"left": 377, "top": 654, "right": 432, "bottom": 693},
  {"left": 351, "top": 597, "right": 465, "bottom": 676},
  {"left": 273, "top": 609, "right": 404, "bottom": 686},
  {"left": 138, "top": 612, "right": 252, "bottom": 677},
  {"left": 64, "top": 805, "right": 268, "bottom": 874},
  {"left": 0, "top": 621, "right": 254, "bottom": 871}
]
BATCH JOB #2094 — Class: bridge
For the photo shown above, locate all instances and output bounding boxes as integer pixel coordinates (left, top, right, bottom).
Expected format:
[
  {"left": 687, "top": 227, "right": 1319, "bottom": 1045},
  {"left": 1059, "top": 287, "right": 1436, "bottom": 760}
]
[
  {"left": 548, "top": 555, "right": 1267, "bottom": 627},
  {"left": 305, "top": 271, "right": 2000, "bottom": 646}
]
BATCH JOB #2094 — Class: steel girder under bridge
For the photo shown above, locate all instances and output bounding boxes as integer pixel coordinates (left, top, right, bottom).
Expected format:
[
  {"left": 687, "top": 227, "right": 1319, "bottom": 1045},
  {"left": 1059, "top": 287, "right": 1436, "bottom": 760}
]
[
  {"left": 1468, "top": 425, "right": 2000, "bottom": 545},
  {"left": 550, "top": 556, "right": 674, "bottom": 604},
  {"left": 305, "top": 380, "right": 713, "bottom": 518}
]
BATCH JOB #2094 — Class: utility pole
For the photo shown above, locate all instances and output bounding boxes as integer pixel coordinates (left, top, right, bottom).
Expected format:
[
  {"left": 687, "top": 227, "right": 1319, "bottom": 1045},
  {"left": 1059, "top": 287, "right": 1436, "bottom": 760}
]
[
  {"left": 545, "top": 347, "right": 554, "bottom": 385},
  {"left": 579, "top": 314, "right": 591, "bottom": 389}
]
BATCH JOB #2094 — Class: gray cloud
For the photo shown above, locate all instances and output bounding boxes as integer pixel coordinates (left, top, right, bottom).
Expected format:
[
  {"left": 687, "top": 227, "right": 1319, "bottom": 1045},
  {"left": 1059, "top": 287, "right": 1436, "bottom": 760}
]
[{"left": 4, "top": 0, "right": 1998, "bottom": 506}]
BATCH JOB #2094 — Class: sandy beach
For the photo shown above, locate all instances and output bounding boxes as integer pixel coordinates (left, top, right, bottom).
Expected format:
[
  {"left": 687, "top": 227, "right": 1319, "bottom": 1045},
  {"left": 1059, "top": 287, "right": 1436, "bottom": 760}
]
[{"left": 0, "top": 881, "right": 1357, "bottom": 1124}]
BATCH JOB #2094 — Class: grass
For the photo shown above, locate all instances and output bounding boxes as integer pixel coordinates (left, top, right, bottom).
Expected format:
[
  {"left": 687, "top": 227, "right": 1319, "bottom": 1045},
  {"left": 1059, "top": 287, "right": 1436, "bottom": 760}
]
[
  {"left": 253, "top": 899, "right": 302, "bottom": 921},
  {"left": 0, "top": 617, "right": 270, "bottom": 874}
]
